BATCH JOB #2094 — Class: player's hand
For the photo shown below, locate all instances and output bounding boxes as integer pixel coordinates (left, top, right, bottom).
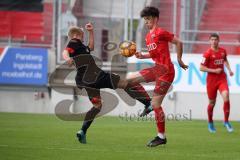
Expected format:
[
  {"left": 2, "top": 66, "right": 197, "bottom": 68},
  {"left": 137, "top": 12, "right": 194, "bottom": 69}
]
[
  {"left": 85, "top": 22, "right": 93, "bottom": 31},
  {"left": 229, "top": 71, "right": 234, "bottom": 76},
  {"left": 67, "top": 58, "right": 74, "bottom": 67},
  {"left": 214, "top": 68, "right": 222, "bottom": 74},
  {"left": 135, "top": 52, "right": 143, "bottom": 59},
  {"left": 178, "top": 59, "right": 188, "bottom": 70}
]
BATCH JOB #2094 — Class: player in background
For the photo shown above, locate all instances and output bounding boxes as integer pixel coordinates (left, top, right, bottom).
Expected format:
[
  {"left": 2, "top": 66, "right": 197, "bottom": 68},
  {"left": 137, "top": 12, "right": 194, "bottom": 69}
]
[
  {"left": 127, "top": 6, "right": 188, "bottom": 147},
  {"left": 200, "top": 33, "right": 234, "bottom": 133},
  {"left": 62, "top": 23, "right": 151, "bottom": 144}
]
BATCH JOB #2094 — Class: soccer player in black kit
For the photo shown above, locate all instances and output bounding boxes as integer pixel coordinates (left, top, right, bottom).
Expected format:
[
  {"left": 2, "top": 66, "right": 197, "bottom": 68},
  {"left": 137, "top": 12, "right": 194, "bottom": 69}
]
[{"left": 62, "top": 23, "right": 151, "bottom": 144}]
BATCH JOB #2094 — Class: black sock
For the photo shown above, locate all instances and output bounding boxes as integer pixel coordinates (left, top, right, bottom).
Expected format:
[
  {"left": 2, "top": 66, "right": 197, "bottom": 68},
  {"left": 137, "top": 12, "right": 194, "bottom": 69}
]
[
  {"left": 124, "top": 83, "right": 151, "bottom": 108},
  {"left": 81, "top": 107, "right": 101, "bottom": 134}
]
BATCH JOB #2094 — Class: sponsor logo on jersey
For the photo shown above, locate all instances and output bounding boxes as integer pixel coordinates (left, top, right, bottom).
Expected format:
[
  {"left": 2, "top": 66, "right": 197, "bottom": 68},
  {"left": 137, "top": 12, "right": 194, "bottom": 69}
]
[
  {"left": 214, "top": 59, "right": 224, "bottom": 65},
  {"left": 147, "top": 43, "right": 157, "bottom": 51}
]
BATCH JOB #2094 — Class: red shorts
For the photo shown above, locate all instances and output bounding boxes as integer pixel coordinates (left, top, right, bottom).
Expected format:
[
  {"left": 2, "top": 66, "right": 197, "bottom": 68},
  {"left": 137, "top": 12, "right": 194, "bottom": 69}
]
[
  {"left": 207, "top": 79, "right": 229, "bottom": 100},
  {"left": 140, "top": 64, "right": 175, "bottom": 95}
]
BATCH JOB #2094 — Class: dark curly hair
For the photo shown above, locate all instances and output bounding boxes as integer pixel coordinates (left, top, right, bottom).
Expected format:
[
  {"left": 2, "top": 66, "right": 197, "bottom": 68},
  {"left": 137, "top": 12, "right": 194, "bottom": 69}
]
[
  {"left": 209, "top": 33, "right": 219, "bottom": 40},
  {"left": 140, "top": 6, "right": 159, "bottom": 18}
]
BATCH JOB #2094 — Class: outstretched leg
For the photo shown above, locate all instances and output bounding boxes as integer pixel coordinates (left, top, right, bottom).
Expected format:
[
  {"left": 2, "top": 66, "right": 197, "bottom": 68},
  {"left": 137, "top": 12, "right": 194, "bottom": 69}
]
[{"left": 117, "top": 72, "right": 152, "bottom": 116}]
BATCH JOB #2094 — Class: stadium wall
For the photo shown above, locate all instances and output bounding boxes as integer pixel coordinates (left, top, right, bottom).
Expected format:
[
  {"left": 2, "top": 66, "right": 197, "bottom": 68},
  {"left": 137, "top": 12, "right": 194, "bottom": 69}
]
[
  {"left": 0, "top": 89, "right": 239, "bottom": 121},
  {"left": 0, "top": 52, "right": 239, "bottom": 121}
]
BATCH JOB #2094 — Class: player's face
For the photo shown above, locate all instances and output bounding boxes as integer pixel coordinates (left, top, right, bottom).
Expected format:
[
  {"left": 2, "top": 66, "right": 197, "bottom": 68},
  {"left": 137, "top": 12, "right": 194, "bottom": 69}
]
[
  {"left": 73, "top": 32, "right": 84, "bottom": 41},
  {"left": 209, "top": 37, "right": 219, "bottom": 48},
  {"left": 143, "top": 16, "right": 158, "bottom": 30},
  {"left": 72, "top": 28, "right": 84, "bottom": 41}
]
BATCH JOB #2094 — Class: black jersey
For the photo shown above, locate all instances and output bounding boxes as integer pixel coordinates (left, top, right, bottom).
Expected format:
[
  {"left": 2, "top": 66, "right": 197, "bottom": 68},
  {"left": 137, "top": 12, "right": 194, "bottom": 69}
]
[
  {"left": 65, "top": 38, "right": 102, "bottom": 74},
  {"left": 65, "top": 38, "right": 120, "bottom": 95},
  {"left": 66, "top": 38, "right": 98, "bottom": 70}
]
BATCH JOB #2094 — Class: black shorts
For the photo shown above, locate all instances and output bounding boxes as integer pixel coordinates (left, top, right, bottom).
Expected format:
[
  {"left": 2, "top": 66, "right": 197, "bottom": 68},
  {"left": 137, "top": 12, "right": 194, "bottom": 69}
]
[{"left": 75, "top": 70, "right": 120, "bottom": 101}]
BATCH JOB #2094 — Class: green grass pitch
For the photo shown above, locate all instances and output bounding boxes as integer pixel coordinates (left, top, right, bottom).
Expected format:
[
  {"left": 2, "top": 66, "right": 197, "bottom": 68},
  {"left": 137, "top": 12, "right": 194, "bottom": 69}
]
[{"left": 0, "top": 112, "right": 239, "bottom": 160}]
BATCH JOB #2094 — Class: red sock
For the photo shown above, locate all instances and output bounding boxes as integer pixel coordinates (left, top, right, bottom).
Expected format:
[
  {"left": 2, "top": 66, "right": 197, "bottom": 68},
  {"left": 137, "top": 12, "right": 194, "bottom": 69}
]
[
  {"left": 223, "top": 101, "right": 230, "bottom": 123},
  {"left": 207, "top": 104, "right": 214, "bottom": 123},
  {"left": 153, "top": 106, "right": 165, "bottom": 134}
]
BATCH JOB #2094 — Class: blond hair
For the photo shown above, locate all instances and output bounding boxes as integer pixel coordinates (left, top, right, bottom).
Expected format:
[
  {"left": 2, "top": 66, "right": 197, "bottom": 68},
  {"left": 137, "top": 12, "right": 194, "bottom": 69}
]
[{"left": 67, "top": 26, "right": 83, "bottom": 39}]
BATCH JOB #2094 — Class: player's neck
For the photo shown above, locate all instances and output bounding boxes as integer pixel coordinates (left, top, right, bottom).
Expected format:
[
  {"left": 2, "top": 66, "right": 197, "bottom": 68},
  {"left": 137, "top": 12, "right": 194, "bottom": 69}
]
[
  {"left": 211, "top": 46, "right": 219, "bottom": 52},
  {"left": 150, "top": 25, "right": 158, "bottom": 33}
]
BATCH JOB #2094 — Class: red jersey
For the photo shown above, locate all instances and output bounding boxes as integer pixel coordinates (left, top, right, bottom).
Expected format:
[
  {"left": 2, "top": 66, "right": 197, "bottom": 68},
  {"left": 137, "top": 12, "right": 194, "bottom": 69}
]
[
  {"left": 201, "top": 47, "right": 227, "bottom": 80},
  {"left": 145, "top": 27, "right": 174, "bottom": 69}
]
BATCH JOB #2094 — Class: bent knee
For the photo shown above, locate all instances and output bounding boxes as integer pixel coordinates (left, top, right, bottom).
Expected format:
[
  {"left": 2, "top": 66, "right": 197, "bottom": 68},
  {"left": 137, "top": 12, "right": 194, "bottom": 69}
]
[
  {"left": 90, "top": 97, "right": 102, "bottom": 108},
  {"left": 117, "top": 79, "right": 129, "bottom": 89},
  {"left": 126, "top": 72, "right": 144, "bottom": 83},
  {"left": 126, "top": 78, "right": 138, "bottom": 84},
  {"left": 221, "top": 91, "right": 229, "bottom": 101},
  {"left": 209, "top": 100, "right": 216, "bottom": 106},
  {"left": 151, "top": 99, "right": 163, "bottom": 108}
]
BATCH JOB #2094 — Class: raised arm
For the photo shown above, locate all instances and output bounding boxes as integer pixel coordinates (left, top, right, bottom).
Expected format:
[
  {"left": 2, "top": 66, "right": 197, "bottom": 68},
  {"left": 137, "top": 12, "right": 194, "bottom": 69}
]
[{"left": 85, "top": 23, "right": 94, "bottom": 51}]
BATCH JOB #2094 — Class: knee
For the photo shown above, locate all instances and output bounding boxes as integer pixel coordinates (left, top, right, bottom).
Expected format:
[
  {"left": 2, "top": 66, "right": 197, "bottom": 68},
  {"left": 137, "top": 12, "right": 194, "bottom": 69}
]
[
  {"left": 151, "top": 99, "right": 162, "bottom": 108},
  {"left": 209, "top": 100, "right": 216, "bottom": 106},
  {"left": 127, "top": 77, "right": 140, "bottom": 84},
  {"left": 90, "top": 97, "right": 102, "bottom": 109},
  {"left": 222, "top": 92, "right": 229, "bottom": 102},
  {"left": 117, "top": 79, "right": 127, "bottom": 89},
  {"left": 224, "top": 97, "right": 229, "bottom": 102},
  {"left": 122, "top": 79, "right": 137, "bottom": 90}
]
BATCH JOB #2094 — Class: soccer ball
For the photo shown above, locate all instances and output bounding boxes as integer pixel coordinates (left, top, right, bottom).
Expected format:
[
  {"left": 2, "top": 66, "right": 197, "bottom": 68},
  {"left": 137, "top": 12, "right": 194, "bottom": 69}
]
[{"left": 119, "top": 41, "right": 136, "bottom": 57}]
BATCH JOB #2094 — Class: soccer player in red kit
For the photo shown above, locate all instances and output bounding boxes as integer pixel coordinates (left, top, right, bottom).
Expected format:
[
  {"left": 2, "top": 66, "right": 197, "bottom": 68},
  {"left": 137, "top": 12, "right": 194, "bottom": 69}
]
[
  {"left": 127, "top": 6, "right": 188, "bottom": 147},
  {"left": 200, "top": 33, "right": 234, "bottom": 133}
]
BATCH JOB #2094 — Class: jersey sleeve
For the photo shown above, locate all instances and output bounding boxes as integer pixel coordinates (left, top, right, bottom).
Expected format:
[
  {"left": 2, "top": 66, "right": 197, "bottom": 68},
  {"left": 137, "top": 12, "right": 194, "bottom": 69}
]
[
  {"left": 65, "top": 40, "right": 78, "bottom": 54},
  {"left": 201, "top": 52, "right": 210, "bottom": 66},
  {"left": 158, "top": 30, "right": 174, "bottom": 42}
]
